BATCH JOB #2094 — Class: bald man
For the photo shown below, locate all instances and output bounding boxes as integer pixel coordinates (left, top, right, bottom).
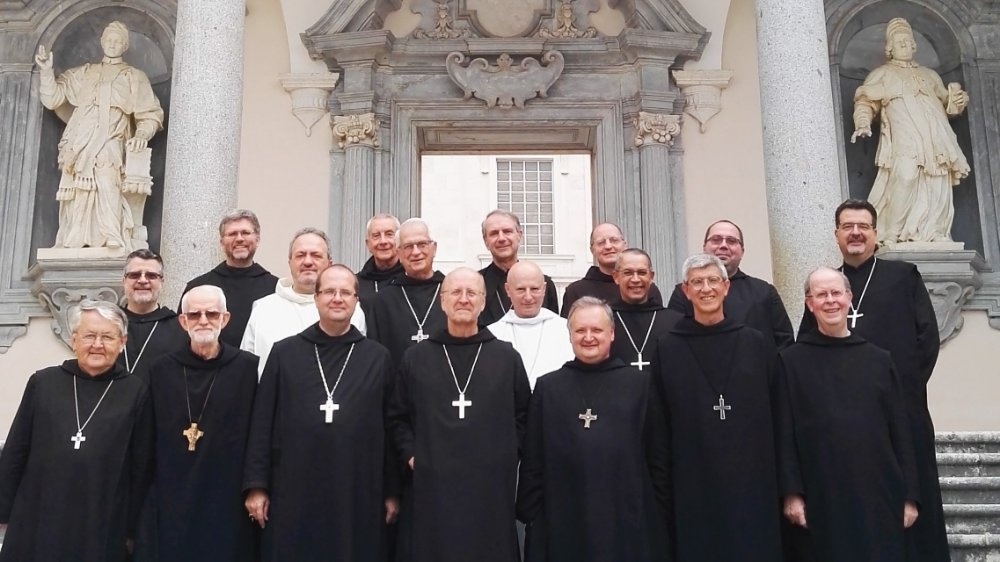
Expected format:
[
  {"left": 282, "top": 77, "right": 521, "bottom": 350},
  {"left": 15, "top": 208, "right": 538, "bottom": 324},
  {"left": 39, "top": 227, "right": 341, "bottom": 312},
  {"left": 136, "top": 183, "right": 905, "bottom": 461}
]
[
  {"left": 389, "top": 267, "right": 531, "bottom": 562},
  {"left": 487, "top": 261, "right": 573, "bottom": 389}
]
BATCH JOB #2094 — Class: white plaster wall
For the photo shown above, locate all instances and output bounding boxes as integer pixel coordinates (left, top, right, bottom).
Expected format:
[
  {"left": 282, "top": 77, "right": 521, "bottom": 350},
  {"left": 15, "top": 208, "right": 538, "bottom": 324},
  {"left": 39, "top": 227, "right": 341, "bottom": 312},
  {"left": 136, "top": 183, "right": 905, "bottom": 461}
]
[
  {"left": 276, "top": 0, "right": 328, "bottom": 73},
  {"left": 930, "top": 312, "right": 1000, "bottom": 429},
  {"left": 677, "top": 0, "right": 731, "bottom": 69},
  {"left": 0, "top": 320, "right": 73, "bottom": 435}
]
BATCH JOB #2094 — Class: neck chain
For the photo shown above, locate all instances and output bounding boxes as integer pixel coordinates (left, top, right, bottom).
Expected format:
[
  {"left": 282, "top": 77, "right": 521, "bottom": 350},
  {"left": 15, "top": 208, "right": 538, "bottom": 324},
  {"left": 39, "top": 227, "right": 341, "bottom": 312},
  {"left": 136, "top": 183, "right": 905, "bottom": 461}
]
[
  {"left": 71, "top": 375, "right": 116, "bottom": 450},
  {"left": 123, "top": 321, "right": 159, "bottom": 374},
  {"left": 495, "top": 289, "right": 509, "bottom": 315},
  {"left": 314, "top": 342, "right": 355, "bottom": 423},
  {"left": 843, "top": 256, "right": 876, "bottom": 329},
  {"left": 401, "top": 283, "right": 441, "bottom": 342},
  {"left": 615, "top": 310, "right": 657, "bottom": 371},
  {"left": 182, "top": 367, "right": 220, "bottom": 452},
  {"left": 510, "top": 321, "right": 546, "bottom": 377},
  {"left": 444, "top": 343, "right": 483, "bottom": 420},
  {"left": 682, "top": 335, "right": 741, "bottom": 421}
]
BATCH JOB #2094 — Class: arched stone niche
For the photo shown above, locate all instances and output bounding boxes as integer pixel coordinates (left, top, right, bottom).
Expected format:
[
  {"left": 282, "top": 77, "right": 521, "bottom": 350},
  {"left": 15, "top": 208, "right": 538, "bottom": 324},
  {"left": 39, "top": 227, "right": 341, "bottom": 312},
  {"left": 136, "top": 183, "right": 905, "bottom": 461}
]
[{"left": 301, "top": 0, "right": 709, "bottom": 283}]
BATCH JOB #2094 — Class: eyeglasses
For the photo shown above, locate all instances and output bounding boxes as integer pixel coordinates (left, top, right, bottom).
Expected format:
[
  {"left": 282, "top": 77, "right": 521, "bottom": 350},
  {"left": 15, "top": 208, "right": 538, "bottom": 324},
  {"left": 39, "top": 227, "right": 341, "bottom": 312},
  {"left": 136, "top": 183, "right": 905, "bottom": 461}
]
[
  {"left": 808, "top": 290, "right": 847, "bottom": 301},
  {"left": 183, "top": 310, "right": 223, "bottom": 322},
  {"left": 617, "top": 269, "right": 651, "bottom": 278},
  {"left": 592, "top": 236, "right": 623, "bottom": 247},
  {"left": 124, "top": 271, "right": 163, "bottom": 281},
  {"left": 705, "top": 235, "right": 742, "bottom": 247},
  {"left": 686, "top": 276, "right": 724, "bottom": 289},
  {"left": 78, "top": 333, "right": 120, "bottom": 346},
  {"left": 447, "top": 289, "right": 485, "bottom": 299},
  {"left": 222, "top": 229, "right": 256, "bottom": 239},
  {"left": 838, "top": 223, "right": 874, "bottom": 232},
  {"left": 317, "top": 288, "right": 357, "bottom": 299},
  {"left": 400, "top": 240, "right": 435, "bottom": 253}
]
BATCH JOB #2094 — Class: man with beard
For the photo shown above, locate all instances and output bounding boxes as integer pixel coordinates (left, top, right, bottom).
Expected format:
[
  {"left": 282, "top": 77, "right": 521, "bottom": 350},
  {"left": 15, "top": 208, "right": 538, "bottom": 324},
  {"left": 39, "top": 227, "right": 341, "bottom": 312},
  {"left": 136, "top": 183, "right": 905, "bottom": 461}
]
[
  {"left": 517, "top": 296, "right": 670, "bottom": 562},
  {"left": 561, "top": 223, "right": 662, "bottom": 316},
  {"left": 781, "top": 267, "right": 919, "bottom": 562},
  {"left": 653, "top": 253, "right": 790, "bottom": 562},
  {"left": 799, "top": 199, "right": 946, "bottom": 562},
  {"left": 389, "top": 268, "right": 531, "bottom": 562},
  {"left": 181, "top": 209, "right": 278, "bottom": 347},
  {"left": 118, "top": 249, "right": 187, "bottom": 382},
  {"left": 143, "top": 285, "right": 259, "bottom": 562},
  {"left": 477, "top": 210, "right": 559, "bottom": 326},
  {"left": 357, "top": 214, "right": 404, "bottom": 302},
  {"left": 366, "top": 218, "right": 446, "bottom": 364},
  {"left": 0, "top": 300, "right": 153, "bottom": 561},
  {"left": 244, "top": 265, "right": 398, "bottom": 562},
  {"left": 487, "top": 260, "right": 573, "bottom": 389},
  {"left": 610, "top": 248, "right": 680, "bottom": 372},
  {"left": 667, "top": 220, "right": 793, "bottom": 349},
  {"left": 242, "top": 228, "right": 365, "bottom": 375}
]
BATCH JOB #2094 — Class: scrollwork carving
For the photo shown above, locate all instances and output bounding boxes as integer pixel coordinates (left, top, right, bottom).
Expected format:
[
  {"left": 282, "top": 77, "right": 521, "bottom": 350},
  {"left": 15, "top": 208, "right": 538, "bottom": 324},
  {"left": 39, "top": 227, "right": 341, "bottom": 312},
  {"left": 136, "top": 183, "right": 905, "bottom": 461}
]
[
  {"left": 332, "top": 113, "right": 381, "bottom": 149},
  {"left": 445, "top": 51, "right": 565, "bottom": 109},
  {"left": 414, "top": 1, "right": 470, "bottom": 40},
  {"left": 37, "top": 287, "right": 120, "bottom": 348},
  {"left": 633, "top": 112, "right": 682, "bottom": 146},
  {"left": 537, "top": 0, "right": 597, "bottom": 39}
]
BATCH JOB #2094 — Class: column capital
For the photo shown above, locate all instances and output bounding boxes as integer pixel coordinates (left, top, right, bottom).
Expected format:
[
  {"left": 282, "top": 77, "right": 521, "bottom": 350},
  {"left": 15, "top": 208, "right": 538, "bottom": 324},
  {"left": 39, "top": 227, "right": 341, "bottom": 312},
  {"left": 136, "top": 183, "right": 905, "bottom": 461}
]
[
  {"left": 333, "top": 113, "right": 380, "bottom": 149},
  {"left": 279, "top": 72, "right": 340, "bottom": 137},
  {"left": 671, "top": 69, "right": 734, "bottom": 133},
  {"left": 632, "top": 111, "right": 682, "bottom": 147}
]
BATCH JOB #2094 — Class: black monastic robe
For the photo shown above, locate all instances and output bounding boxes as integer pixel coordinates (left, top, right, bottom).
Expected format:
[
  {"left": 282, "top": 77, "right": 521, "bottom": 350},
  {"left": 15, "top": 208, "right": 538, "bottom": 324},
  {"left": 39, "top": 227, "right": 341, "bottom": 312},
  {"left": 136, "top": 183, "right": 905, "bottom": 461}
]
[
  {"left": 357, "top": 256, "right": 405, "bottom": 303},
  {"left": 366, "top": 271, "right": 447, "bottom": 364},
  {"left": 654, "top": 317, "right": 789, "bottom": 562},
  {"left": 779, "top": 331, "right": 919, "bottom": 562},
  {"left": 610, "top": 300, "right": 681, "bottom": 373},
  {"left": 0, "top": 362, "right": 153, "bottom": 562},
  {"left": 516, "top": 358, "right": 671, "bottom": 562},
  {"left": 389, "top": 329, "right": 531, "bottom": 562},
  {"left": 118, "top": 306, "right": 188, "bottom": 383},
  {"left": 477, "top": 262, "right": 559, "bottom": 326},
  {"left": 667, "top": 269, "right": 795, "bottom": 349},
  {"left": 560, "top": 266, "right": 662, "bottom": 317},
  {"left": 181, "top": 262, "right": 279, "bottom": 347},
  {"left": 798, "top": 255, "right": 948, "bottom": 562},
  {"left": 244, "top": 325, "right": 396, "bottom": 562},
  {"left": 146, "top": 343, "right": 259, "bottom": 562}
]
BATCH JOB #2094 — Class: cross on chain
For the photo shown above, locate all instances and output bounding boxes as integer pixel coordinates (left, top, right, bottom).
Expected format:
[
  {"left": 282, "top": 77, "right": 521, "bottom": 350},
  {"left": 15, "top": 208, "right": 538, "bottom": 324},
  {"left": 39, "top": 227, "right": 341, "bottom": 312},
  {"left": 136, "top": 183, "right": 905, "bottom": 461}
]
[
  {"left": 71, "top": 430, "right": 86, "bottom": 450},
  {"left": 183, "top": 422, "right": 204, "bottom": 452},
  {"left": 320, "top": 398, "right": 340, "bottom": 424},
  {"left": 452, "top": 393, "right": 472, "bottom": 419},
  {"left": 631, "top": 352, "right": 650, "bottom": 371},
  {"left": 411, "top": 329, "right": 429, "bottom": 343},
  {"left": 847, "top": 309, "right": 864, "bottom": 329},
  {"left": 713, "top": 395, "right": 732, "bottom": 421},
  {"left": 578, "top": 408, "right": 598, "bottom": 429}
]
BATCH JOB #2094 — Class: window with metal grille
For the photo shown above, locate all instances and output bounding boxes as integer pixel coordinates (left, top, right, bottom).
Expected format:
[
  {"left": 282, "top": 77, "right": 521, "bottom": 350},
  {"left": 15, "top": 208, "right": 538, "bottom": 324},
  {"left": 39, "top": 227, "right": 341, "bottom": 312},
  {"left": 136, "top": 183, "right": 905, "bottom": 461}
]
[{"left": 495, "top": 159, "right": 554, "bottom": 255}]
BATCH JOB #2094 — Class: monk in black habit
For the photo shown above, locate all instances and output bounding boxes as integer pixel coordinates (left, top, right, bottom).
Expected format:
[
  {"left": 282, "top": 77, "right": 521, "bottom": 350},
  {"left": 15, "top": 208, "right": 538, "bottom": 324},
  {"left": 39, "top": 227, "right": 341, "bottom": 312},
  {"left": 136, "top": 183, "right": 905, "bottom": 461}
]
[
  {"left": 244, "top": 265, "right": 398, "bottom": 562},
  {"left": 118, "top": 249, "right": 187, "bottom": 382},
  {"left": 517, "top": 296, "right": 670, "bottom": 562},
  {"left": 389, "top": 267, "right": 531, "bottom": 562},
  {"left": 666, "top": 220, "right": 794, "bottom": 349},
  {"left": 798, "top": 199, "right": 948, "bottom": 562},
  {"left": 366, "top": 218, "right": 447, "bottom": 363},
  {"left": 781, "top": 267, "right": 920, "bottom": 562},
  {"left": 478, "top": 210, "right": 559, "bottom": 326},
  {"left": 653, "top": 253, "right": 790, "bottom": 562},
  {"left": 609, "top": 248, "right": 680, "bottom": 372},
  {"left": 144, "top": 285, "right": 259, "bottom": 562},
  {"left": 180, "top": 210, "right": 279, "bottom": 347},
  {"left": 0, "top": 300, "right": 153, "bottom": 562},
  {"left": 357, "top": 213, "right": 405, "bottom": 302}
]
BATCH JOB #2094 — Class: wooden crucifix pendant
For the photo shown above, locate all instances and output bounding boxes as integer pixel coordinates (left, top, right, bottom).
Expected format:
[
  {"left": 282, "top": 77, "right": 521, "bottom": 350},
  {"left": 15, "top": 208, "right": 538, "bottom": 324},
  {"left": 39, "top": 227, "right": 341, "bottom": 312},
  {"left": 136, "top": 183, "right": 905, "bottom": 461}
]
[{"left": 183, "top": 422, "right": 204, "bottom": 452}]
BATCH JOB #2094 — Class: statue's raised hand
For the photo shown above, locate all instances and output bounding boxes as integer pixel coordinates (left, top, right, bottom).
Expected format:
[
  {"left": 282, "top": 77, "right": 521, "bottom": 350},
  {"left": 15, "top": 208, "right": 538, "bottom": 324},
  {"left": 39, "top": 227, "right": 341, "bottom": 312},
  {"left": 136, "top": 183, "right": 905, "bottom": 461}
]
[{"left": 34, "top": 45, "right": 53, "bottom": 70}]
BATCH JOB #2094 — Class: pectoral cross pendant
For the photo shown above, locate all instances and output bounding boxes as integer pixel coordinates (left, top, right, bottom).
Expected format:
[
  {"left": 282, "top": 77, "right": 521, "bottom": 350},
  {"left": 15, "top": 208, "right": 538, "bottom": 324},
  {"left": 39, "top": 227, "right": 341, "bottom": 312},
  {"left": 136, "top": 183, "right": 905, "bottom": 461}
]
[
  {"left": 71, "top": 430, "right": 86, "bottom": 450},
  {"left": 631, "top": 353, "right": 650, "bottom": 371},
  {"left": 183, "top": 422, "right": 204, "bottom": 452},
  {"left": 320, "top": 398, "right": 340, "bottom": 423},
  {"left": 411, "top": 329, "right": 429, "bottom": 343},
  {"left": 713, "top": 395, "right": 731, "bottom": 421},
  {"left": 578, "top": 408, "right": 598, "bottom": 429},
  {"left": 847, "top": 308, "right": 864, "bottom": 329},
  {"left": 452, "top": 393, "right": 471, "bottom": 419}
]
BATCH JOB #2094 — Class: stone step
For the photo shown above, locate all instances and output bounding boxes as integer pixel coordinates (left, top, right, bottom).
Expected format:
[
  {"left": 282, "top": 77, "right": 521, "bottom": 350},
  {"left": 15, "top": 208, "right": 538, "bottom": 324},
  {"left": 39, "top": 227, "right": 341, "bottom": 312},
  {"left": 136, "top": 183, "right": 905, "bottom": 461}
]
[
  {"left": 937, "top": 432, "right": 1000, "bottom": 455},
  {"left": 938, "top": 453, "right": 1000, "bottom": 478},
  {"left": 940, "top": 477, "right": 1000, "bottom": 505},
  {"left": 947, "top": 533, "right": 1000, "bottom": 562},
  {"left": 945, "top": 504, "right": 1000, "bottom": 534}
]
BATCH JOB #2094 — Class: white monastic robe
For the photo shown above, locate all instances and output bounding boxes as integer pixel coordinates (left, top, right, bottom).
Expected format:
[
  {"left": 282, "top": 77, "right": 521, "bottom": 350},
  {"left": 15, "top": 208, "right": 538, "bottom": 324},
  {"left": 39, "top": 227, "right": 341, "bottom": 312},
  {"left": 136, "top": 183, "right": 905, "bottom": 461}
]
[{"left": 488, "top": 308, "right": 574, "bottom": 389}]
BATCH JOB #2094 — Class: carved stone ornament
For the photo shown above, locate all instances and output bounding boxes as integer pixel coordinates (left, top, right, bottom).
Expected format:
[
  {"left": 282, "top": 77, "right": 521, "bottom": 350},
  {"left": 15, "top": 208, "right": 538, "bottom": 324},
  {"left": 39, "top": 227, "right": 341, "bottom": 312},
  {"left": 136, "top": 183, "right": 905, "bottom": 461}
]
[
  {"left": 279, "top": 73, "right": 340, "bottom": 137},
  {"left": 332, "top": 113, "right": 380, "bottom": 149},
  {"left": 27, "top": 255, "right": 127, "bottom": 348},
  {"left": 445, "top": 51, "right": 565, "bottom": 109},
  {"left": 633, "top": 112, "right": 682, "bottom": 147},
  {"left": 414, "top": 1, "right": 470, "bottom": 40},
  {"left": 537, "top": 0, "right": 597, "bottom": 39},
  {"left": 671, "top": 69, "right": 734, "bottom": 133}
]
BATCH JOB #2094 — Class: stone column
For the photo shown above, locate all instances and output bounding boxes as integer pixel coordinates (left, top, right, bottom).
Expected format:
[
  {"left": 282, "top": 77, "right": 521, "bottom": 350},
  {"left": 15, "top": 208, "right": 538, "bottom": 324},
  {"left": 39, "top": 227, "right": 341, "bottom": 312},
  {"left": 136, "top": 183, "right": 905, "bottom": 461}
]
[
  {"left": 332, "top": 113, "right": 379, "bottom": 269},
  {"left": 755, "top": 0, "right": 843, "bottom": 324},
  {"left": 634, "top": 112, "right": 684, "bottom": 283},
  {"left": 161, "top": 0, "right": 245, "bottom": 304}
]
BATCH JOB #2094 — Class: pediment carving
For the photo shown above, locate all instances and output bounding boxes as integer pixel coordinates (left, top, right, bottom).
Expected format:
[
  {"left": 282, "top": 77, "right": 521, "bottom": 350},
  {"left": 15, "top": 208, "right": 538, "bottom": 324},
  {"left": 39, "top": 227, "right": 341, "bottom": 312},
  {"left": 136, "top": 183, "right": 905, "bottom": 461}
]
[{"left": 445, "top": 50, "right": 564, "bottom": 108}]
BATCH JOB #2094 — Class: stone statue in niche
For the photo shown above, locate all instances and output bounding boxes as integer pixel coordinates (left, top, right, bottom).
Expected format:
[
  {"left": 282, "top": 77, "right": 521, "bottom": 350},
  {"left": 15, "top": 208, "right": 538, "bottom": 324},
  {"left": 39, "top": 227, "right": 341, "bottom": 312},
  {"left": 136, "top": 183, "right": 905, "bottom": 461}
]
[
  {"left": 35, "top": 21, "right": 164, "bottom": 253},
  {"left": 851, "top": 17, "right": 970, "bottom": 248}
]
